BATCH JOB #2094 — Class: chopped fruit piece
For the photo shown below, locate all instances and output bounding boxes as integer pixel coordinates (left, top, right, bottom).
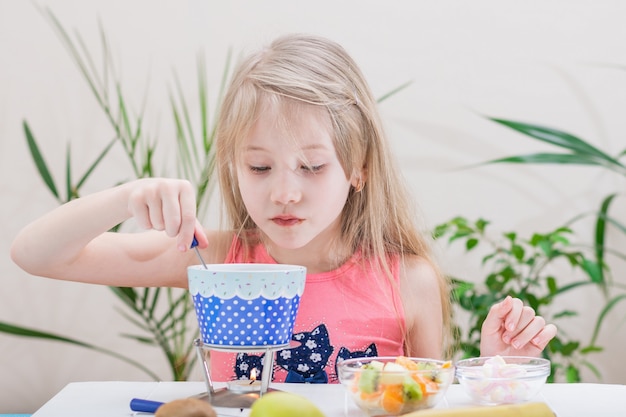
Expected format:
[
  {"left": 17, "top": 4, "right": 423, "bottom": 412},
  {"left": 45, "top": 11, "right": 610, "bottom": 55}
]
[
  {"left": 358, "top": 367, "right": 379, "bottom": 394},
  {"left": 381, "top": 384, "right": 404, "bottom": 414}
]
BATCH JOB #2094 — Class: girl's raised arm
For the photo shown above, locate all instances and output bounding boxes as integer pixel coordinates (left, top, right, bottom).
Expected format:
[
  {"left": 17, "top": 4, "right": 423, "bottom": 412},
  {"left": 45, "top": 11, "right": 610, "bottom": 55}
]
[{"left": 10, "top": 178, "right": 208, "bottom": 288}]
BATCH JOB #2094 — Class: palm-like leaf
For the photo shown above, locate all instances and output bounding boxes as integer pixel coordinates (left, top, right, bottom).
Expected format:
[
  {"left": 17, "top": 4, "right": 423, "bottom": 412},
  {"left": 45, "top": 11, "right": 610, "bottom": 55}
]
[
  {"left": 0, "top": 321, "right": 159, "bottom": 380},
  {"left": 483, "top": 118, "right": 626, "bottom": 176},
  {"left": 23, "top": 121, "right": 60, "bottom": 202}
]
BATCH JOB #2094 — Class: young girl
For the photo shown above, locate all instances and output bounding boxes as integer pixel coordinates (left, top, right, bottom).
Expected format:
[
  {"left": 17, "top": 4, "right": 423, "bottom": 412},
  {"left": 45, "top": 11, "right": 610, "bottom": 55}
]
[{"left": 11, "top": 34, "right": 556, "bottom": 383}]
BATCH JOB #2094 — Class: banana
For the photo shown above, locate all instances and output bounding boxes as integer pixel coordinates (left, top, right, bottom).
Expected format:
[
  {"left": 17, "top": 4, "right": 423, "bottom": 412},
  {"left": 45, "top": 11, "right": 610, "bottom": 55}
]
[{"left": 402, "top": 402, "right": 554, "bottom": 417}]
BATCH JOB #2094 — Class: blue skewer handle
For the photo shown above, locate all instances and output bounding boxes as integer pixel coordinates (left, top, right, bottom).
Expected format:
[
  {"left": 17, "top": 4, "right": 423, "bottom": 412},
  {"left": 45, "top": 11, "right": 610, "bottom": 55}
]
[
  {"left": 190, "top": 235, "right": 208, "bottom": 268},
  {"left": 130, "top": 398, "right": 164, "bottom": 413}
]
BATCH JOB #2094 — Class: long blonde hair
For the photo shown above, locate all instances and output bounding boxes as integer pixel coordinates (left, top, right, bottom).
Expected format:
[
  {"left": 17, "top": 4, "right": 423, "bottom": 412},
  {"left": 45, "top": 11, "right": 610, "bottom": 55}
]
[{"left": 215, "top": 33, "right": 451, "bottom": 356}]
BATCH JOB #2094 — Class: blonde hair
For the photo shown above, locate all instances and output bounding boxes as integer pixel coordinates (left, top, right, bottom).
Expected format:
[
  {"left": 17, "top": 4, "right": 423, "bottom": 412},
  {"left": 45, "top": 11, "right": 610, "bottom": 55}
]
[{"left": 215, "top": 33, "right": 451, "bottom": 356}]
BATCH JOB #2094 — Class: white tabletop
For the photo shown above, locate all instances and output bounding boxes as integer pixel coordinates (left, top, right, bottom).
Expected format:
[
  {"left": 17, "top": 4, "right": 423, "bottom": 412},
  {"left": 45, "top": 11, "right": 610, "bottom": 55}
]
[{"left": 32, "top": 381, "right": 626, "bottom": 417}]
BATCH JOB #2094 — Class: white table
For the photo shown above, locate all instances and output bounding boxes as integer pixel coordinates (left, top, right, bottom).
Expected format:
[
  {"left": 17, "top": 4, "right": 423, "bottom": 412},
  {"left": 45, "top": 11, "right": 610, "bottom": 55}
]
[{"left": 32, "top": 381, "right": 626, "bottom": 417}]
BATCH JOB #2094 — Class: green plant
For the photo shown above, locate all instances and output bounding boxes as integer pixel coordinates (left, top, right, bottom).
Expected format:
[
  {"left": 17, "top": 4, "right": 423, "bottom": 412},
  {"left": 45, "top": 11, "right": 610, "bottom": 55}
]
[
  {"left": 3, "top": 6, "right": 231, "bottom": 381},
  {"left": 437, "top": 74, "right": 626, "bottom": 382},
  {"left": 434, "top": 216, "right": 617, "bottom": 382},
  {"left": 476, "top": 114, "right": 626, "bottom": 369},
  {"left": 481, "top": 116, "right": 626, "bottom": 290}
]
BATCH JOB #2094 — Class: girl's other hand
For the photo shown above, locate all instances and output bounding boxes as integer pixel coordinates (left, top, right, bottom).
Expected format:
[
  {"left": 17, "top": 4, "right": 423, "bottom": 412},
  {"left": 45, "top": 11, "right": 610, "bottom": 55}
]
[
  {"left": 127, "top": 178, "right": 208, "bottom": 252},
  {"left": 479, "top": 296, "right": 557, "bottom": 357}
]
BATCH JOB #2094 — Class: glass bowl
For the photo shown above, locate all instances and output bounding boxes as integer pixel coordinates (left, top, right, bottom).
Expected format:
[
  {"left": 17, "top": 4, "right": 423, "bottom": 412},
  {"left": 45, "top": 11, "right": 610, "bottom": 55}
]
[
  {"left": 455, "top": 356, "right": 550, "bottom": 405},
  {"left": 337, "top": 356, "right": 454, "bottom": 416}
]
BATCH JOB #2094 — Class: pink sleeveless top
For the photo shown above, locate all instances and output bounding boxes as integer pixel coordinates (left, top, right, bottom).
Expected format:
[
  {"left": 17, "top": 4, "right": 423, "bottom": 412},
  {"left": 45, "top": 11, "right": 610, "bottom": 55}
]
[{"left": 207, "top": 236, "right": 406, "bottom": 384}]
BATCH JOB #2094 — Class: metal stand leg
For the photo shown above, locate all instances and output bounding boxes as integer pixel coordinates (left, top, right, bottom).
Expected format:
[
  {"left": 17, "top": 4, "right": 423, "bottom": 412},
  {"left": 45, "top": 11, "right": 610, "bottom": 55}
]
[
  {"left": 260, "top": 348, "right": 274, "bottom": 396},
  {"left": 194, "top": 338, "right": 215, "bottom": 396},
  {"left": 193, "top": 340, "right": 286, "bottom": 408}
]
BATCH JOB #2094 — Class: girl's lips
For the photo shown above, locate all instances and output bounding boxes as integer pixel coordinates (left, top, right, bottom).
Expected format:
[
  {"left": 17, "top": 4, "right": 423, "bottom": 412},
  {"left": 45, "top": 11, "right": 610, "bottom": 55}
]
[{"left": 271, "top": 215, "right": 303, "bottom": 227}]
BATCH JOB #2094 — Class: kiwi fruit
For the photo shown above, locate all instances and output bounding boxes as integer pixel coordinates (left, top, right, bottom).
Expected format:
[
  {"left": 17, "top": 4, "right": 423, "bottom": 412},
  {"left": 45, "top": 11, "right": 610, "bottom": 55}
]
[{"left": 155, "top": 398, "right": 217, "bottom": 417}]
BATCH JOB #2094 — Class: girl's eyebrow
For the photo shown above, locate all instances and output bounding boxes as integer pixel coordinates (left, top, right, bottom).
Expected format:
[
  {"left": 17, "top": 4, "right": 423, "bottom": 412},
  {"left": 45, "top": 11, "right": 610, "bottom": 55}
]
[{"left": 244, "top": 143, "right": 332, "bottom": 152}]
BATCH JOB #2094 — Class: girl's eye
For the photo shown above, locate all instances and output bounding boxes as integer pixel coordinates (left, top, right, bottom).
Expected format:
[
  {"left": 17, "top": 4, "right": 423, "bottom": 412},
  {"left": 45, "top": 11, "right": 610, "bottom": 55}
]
[
  {"left": 301, "top": 164, "right": 324, "bottom": 173},
  {"left": 249, "top": 166, "right": 270, "bottom": 173}
]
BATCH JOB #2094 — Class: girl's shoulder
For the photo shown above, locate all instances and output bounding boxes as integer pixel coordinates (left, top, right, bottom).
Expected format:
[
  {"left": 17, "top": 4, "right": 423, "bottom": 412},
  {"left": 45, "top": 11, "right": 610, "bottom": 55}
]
[{"left": 398, "top": 254, "right": 440, "bottom": 288}]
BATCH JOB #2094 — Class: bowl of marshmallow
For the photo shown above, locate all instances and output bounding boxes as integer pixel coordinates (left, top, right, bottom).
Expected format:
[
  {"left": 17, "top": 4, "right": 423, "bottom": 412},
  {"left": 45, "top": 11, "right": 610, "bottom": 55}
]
[{"left": 455, "top": 355, "right": 551, "bottom": 405}]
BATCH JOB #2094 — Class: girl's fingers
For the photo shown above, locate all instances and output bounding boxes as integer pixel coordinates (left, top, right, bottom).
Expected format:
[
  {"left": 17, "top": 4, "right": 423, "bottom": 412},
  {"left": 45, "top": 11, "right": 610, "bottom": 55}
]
[
  {"left": 482, "top": 295, "right": 558, "bottom": 356},
  {"left": 531, "top": 323, "right": 558, "bottom": 350},
  {"left": 504, "top": 297, "right": 524, "bottom": 332},
  {"left": 509, "top": 315, "right": 546, "bottom": 350},
  {"left": 147, "top": 196, "right": 166, "bottom": 232},
  {"left": 175, "top": 185, "right": 199, "bottom": 251},
  {"left": 125, "top": 178, "right": 200, "bottom": 251},
  {"left": 128, "top": 194, "right": 153, "bottom": 230},
  {"left": 193, "top": 220, "right": 209, "bottom": 247},
  {"left": 503, "top": 306, "right": 535, "bottom": 342},
  {"left": 161, "top": 186, "right": 186, "bottom": 237},
  {"left": 482, "top": 296, "right": 513, "bottom": 336}
]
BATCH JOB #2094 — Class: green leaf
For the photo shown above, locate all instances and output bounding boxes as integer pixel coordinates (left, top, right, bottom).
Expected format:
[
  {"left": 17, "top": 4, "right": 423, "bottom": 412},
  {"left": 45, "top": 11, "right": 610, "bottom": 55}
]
[
  {"left": 120, "top": 333, "right": 158, "bottom": 345},
  {"left": 589, "top": 294, "right": 626, "bottom": 346},
  {"left": 490, "top": 118, "right": 624, "bottom": 166},
  {"left": 432, "top": 224, "right": 449, "bottom": 239},
  {"left": 466, "top": 238, "right": 479, "bottom": 250},
  {"left": 565, "top": 364, "right": 581, "bottom": 383},
  {"left": 76, "top": 137, "right": 118, "bottom": 191},
  {"left": 560, "top": 341, "right": 580, "bottom": 356},
  {"left": 548, "top": 336, "right": 564, "bottom": 352},
  {"left": 110, "top": 286, "right": 138, "bottom": 311},
  {"left": 538, "top": 240, "right": 553, "bottom": 256},
  {"left": 580, "top": 345, "right": 603, "bottom": 354},
  {"left": 547, "top": 277, "right": 558, "bottom": 295},
  {"left": 0, "top": 320, "right": 159, "bottom": 380},
  {"left": 511, "top": 244, "right": 525, "bottom": 261},
  {"left": 449, "top": 230, "right": 472, "bottom": 243},
  {"left": 65, "top": 143, "right": 73, "bottom": 201},
  {"left": 484, "top": 153, "right": 612, "bottom": 167},
  {"left": 581, "top": 259, "right": 604, "bottom": 284},
  {"left": 551, "top": 280, "right": 594, "bottom": 296},
  {"left": 23, "top": 121, "right": 60, "bottom": 201},
  {"left": 552, "top": 310, "right": 578, "bottom": 319},
  {"left": 594, "top": 194, "right": 617, "bottom": 290},
  {"left": 377, "top": 80, "right": 412, "bottom": 103}
]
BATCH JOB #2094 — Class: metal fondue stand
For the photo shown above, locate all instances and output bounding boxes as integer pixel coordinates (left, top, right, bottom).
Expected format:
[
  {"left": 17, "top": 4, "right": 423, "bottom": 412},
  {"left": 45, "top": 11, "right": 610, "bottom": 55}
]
[{"left": 193, "top": 338, "right": 289, "bottom": 408}]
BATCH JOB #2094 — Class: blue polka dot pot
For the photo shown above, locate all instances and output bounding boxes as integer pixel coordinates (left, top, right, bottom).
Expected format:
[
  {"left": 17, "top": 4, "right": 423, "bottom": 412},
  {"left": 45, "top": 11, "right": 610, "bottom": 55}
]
[{"left": 188, "top": 264, "right": 306, "bottom": 348}]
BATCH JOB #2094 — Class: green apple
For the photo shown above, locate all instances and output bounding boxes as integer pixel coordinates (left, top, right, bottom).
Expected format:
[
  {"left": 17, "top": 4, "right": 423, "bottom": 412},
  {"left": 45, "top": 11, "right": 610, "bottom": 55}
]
[{"left": 249, "top": 391, "right": 325, "bottom": 417}]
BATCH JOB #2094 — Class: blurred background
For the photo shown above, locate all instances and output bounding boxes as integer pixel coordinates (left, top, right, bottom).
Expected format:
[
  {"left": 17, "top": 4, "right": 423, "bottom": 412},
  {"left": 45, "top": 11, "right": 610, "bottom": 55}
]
[{"left": 2, "top": 0, "right": 625, "bottom": 412}]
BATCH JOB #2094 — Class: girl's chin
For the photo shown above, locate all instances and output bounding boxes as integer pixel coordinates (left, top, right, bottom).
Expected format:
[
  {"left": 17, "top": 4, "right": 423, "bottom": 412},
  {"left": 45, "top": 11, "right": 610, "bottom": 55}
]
[
  {"left": 262, "top": 231, "right": 316, "bottom": 251},
  {"left": 261, "top": 222, "right": 341, "bottom": 251},
  {"left": 266, "top": 238, "right": 311, "bottom": 251}
]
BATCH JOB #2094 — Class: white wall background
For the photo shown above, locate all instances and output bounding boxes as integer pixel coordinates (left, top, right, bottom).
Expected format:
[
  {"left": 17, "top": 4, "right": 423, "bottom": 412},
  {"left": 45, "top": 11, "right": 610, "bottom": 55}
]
[{"left": 2, "top": 0, "right": 626, "bottom": 412}]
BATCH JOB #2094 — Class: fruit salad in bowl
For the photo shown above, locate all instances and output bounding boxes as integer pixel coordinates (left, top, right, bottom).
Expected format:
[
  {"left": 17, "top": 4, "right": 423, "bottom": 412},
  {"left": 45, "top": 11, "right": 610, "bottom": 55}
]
[{"left": 337, "top": 356, "right": 454, "bottom": 416}]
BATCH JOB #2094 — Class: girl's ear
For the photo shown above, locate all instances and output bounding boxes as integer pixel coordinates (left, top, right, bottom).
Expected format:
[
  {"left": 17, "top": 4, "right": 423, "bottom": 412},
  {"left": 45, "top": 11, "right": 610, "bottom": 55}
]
[{"left": 350, "top": 168, "right": 367, "bottom": 192}]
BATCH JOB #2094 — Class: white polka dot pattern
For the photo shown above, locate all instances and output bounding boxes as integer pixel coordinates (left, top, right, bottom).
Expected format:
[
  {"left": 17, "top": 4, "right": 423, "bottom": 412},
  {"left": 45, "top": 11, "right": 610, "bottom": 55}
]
[{"left": 193, "top": 294, "right": 301, "bottom": 346}]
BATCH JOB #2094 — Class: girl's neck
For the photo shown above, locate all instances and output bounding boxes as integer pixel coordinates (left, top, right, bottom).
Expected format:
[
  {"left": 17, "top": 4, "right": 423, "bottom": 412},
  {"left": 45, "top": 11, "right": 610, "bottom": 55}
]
[{"left": 264, "top": 238, "right": 354, "bottom": 274}]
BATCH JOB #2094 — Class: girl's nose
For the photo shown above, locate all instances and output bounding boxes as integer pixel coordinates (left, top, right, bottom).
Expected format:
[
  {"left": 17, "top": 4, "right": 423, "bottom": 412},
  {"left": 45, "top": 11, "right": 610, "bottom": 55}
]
[{"left": 270, "top": 170, "right": 302, "bottom": 205}]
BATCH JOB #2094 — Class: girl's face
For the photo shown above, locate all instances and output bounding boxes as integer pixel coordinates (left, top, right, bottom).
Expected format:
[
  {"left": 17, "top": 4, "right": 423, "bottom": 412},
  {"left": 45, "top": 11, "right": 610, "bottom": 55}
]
[{"left": 236, "top": 101, "right": 355, "bottom": 253}]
